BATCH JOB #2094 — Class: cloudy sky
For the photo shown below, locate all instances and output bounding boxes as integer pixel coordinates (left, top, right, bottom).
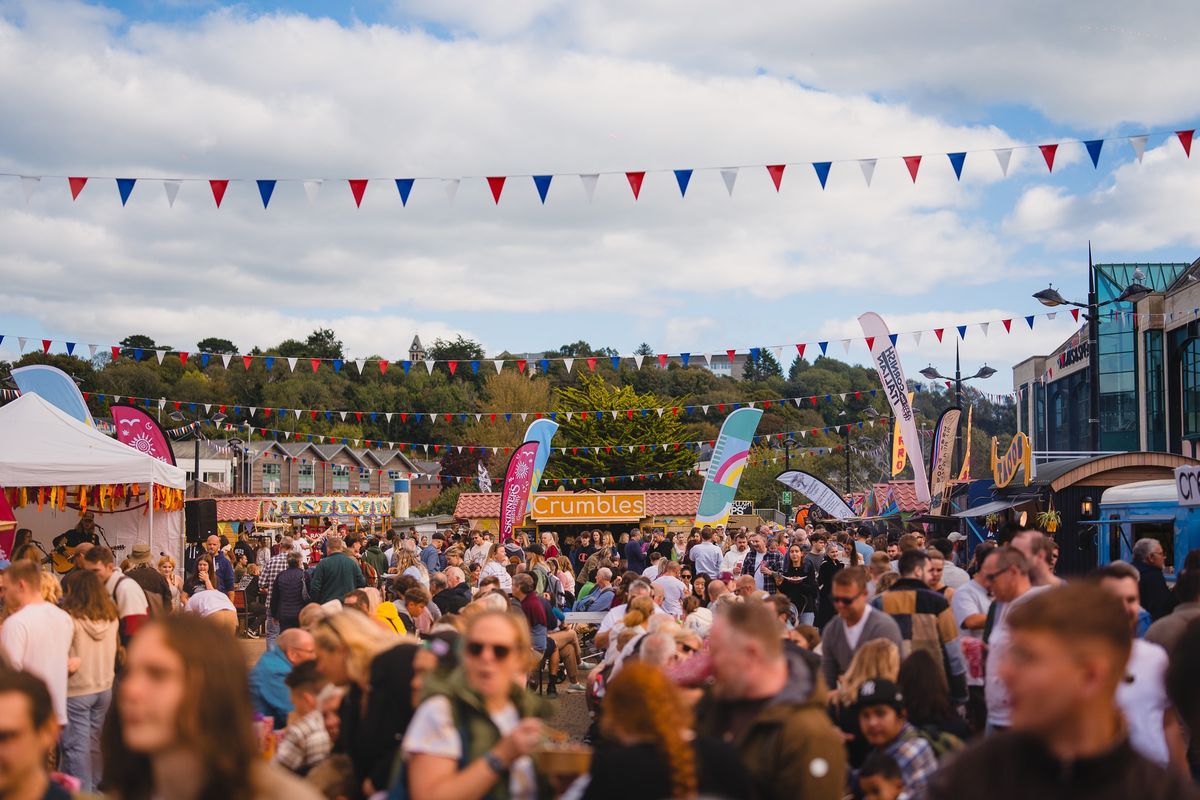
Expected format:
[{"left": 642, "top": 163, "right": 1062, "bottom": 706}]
[{"left": 1, "top": 0, "right": 1198, "bottom": 394}]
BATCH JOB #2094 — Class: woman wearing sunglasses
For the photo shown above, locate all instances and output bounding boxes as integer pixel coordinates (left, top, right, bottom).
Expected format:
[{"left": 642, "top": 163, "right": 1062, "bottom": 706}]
[{"left": 403, "top": 609, "right": 552, "bottom": 800}]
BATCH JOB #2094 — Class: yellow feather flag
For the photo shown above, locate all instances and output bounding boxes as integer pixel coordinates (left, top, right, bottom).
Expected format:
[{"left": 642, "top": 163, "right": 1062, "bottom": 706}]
[
  {"left": 958, "top": 405, "right": 974, "bottom": 481},
  {"left": 891, "top": 392, "right": 915, "bottom": 475}
]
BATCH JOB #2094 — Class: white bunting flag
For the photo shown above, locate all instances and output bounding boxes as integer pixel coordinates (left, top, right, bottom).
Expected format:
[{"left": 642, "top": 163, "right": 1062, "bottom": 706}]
[
  {"left": 519, "top": 413, "right": 527, "bottom": 422},
  {"left": 579, "top": 174, "right": 599, "bottom": 203},
  {"left": 701, "top": 404, "right": 710, "bottom": 414},
  {"left": 859, "top": 159, "right": 877, "bottom": 187},
  {"left": 493, "top": 359, "right": 504, "bottom": 374},
  {"left": 656, "top": 407, "right": 664, "bottom": 416},
  {"left": 703, "top": 353, "right": 712, "bottom": 366},
  {"left": 354, "top": 359, "right": 365, "bottom": 374},
  {"left": 633, "top": 354, "right": 645, "bottom": 369},
  {"left": 1129, "top": 135, "right": 1148, "bottom": 163},
  {"left": 563, "top": 358, "right": 574, "bottom": 374},
  {"left": 842, "top": 339, "right": 852, "bottom": 354},
  {"left": 303, "top": 180, "right": 322, "bottom": 204},
  {"left": 88, "top": 344, "right": 97, "bottom": 358},
  {"left": 423, "top": 360, "right": 435, "bottom": 374},
  {"left": 221, "top": 354, "right": 232, "bottom": 368},
  {"left": 385, "top": 413, "right": 393, "bottom": 423},
  {"left": 17, "top": 337, "right": 26, "bottom": 353},
  {"left": 1047, "top": 312, "right": 1057, "bottom": 320},
  {"left": 773, "top": 346, "right": 783, "bottom": 362},
  {"left": 995, "top": 148, "right": 1013, "bottom": 176},
  {"left": 158, "top": 399, "right": 166, "bottom": 411},
  {"left": 611, "top": 410, "right": 619, "bottom": 419},
  {"left": 163, "top": 180, "right": 181, "bottom": 207},
  {"left": 249, "top": 407, "right": 258, "bottom": 417},
  {"left": 443, "top": 179, "right": 460, "bottom": 202},
  {"left": 912, "top": 331, "right": 923, "bottom": 346},
  {"left": 474, "top": 413, "right": 481, "bottom": 422},
  {"left": 19, "top": 177, "right": 39, "bottom": 204},
  {"left": 720, "top": 168, "right": 738, "bottom": 196},
  {"left": 203, "top": 404, "right": 211, "bottom": 414},
  {"left": 155, "top": 350, "right": 166, "bottom": 364},
  {"left": 287, "top": 357, "right": 297, "bottom": 372},
  {"left": 979, "top": 322, "right": 990, "bottom": 337}
]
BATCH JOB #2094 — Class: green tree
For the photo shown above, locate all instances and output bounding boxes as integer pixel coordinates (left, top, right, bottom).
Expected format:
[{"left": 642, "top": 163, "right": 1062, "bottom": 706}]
[
  {"left": 196, "top": 337, "right": 238, "bottom": 354},
  {"left": 742, "top": 347, "right": 783, "bottom": 382},
  {"left": 546, "top": 374, "right": 699, "bottom": 489},
  {"left": 633, "top": 342, "right": 654, "bottom": 356},
  {"left": 304, "top": 329, "right": 344, "bottom": 360},
  {"left": 428, "top": 335, "right": 486, "bottom": 362},
  {"left": 119, "top": 334, "right": 164, "bottom": 359}
]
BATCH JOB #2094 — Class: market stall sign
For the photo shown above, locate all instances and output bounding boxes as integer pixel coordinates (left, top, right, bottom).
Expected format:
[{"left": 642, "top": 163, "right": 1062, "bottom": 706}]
[
  {"left": 271, "top": 496, "right": 392, "bottom": 517},
  {"left": 991, "top": 433, "right": 1031, "bottom": 489},
  {"left": 1175, "top": 465, "right": 1200, "bottom": 507},
  {"left": 530, "top": 492, "right": 646, "bottom": 522}
]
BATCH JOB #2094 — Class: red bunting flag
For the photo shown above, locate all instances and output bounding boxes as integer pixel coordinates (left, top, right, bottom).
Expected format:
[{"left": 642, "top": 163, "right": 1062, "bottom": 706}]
[
  {"left": 348, "top": 180, "right": 368, "bottom": 207},
  {"left": 486, "top": 177, "right": 506, "bottom": 204},
  {"left": 68, "top": 177, "right": 88, "bottom": 200},
  {"left": 39, "top": 339, "right": 51, "bottom": 353},
  {"left": 242, "top": 355, "right": 253, "bottom": 370},
  {"left": 1002, "top": 319, "right": 1012, "bottom": 333},
  {"left": 1179, "top": 130, "right": 1194, "bottom": 157},
  {"left": 1039, "top": 144, "right": 1058, "bottom": 172},
  {"left": 516, "top": 359, "right": 527, "bottom": 373},
  {"left": 657, "top": 354, "right": 668, "bottom": 368},
  {"left": 111, "top": 346, "right": 120, "bottom": 361},
  {"left": 447, "top": 361, "right": 458, "bottom": 375},
  {"left": 310, "top": 410, "right": 318, "bottom": 420},
  {"left": 379, "top": 360, "right": 388, "bottom": 374},
  {"left": 626, "top": 171, "right": 645, "bottom": 199},
  {"left": 766, "top": 164, "right": 786, "bottom": 191},
  {"left": 1071, "top": 308, "right": 1080, "bottom": 321},
  {"left": 310, "top": 359, "right": 320, "bottom": 373},
  {"left": 586, "top": 357, "right": 597, "bottom": 372},
  {"left": 903, "top": 155, "right": 922, "bottom": 182},
  {"left": 796, "top": 343, "right": 806, "bottom": 358},
  {"left": 210, "top": 180, "right": 229, "bottom": 208},
  {"left": 726, "top": 349, "right": 736, "bottom": 363},
  {"left": 934, "top": 328, "right": 944, "bottom": 342},
  {"left": 865, "top": 336, "right": 874, "bottom": 351}
]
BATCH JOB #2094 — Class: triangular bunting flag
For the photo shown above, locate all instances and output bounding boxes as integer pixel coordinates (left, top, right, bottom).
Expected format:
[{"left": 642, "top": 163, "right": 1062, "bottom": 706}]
[
  {"left": 579, "top": 174, "right": 598, "bottom": 203},
  {"left": 1002, "top": 319, "right": 1012, "bottom": 332},
  {"left": 1025, "top": 315, "right": 1035, "bottom": 329},
  {"left": 69, "top": 177, "right": 88, "bottom": 200},
  {"left": 354, "top": 358, "right": 365, "bottom": 374},
  {"left": 379, "top": 360, "right": 389, "bottom": 375},
  {"left": 287, "top": 357, "right": 297, "bottom": 372},
  {"left": 423, "top": 360, "right": 435, "bottom": 374},
  {"left": 674, "top": 169, "right": 692, "bottom": 197},
  {"left": 310, "top": 359, "right": 320, "bottom": 373},
  {"left": 913, "top": 331, "right": 923, "bottom": 346},
  {"left": 532, "top": 175, "right": 552, "bottom": 204},
  {"left": 1039, "top": 143, "right": 1058, "bottom": 172},
  {"left": 241, "top": 355, "right": 252, "bottom": 369},
  {"left": 818, "top": 341, "right": 828, "bottom": 355},
  {"left": 19, "top": 176, "right": 40, "bottom": 203},
  {"left": 903, "top": 155, "right": 922, "bottom": 182},
  {"left": 563, "top": 357, "right": 574, "bottom": 373},
  {"left": 865, "top": 336, "right": 875, "bottom": 351},
  {"left": 796, "top": 343, "right": 806, "bottom": 358},
  {"left": 220, "top": 353, "right": 232, "bottom": 368},
  {"left": 766, "top": 164, "right": 785, "bottom": 191},
  {"left": 859, "top": 159, "right": 876, "bottom": 186},
  {"left": 1178, "top": 130, "right": 1194, "bottom": 158},
  {"left": 720, "top": 168, "right": 738, "bottom": 196},
  {"left": 256, "top": 179, "right": 276, "bottom": 208},
  {"left": 995, "top": 149, "right": 1013, "bottom": 176},
  {"left": 486, "top": 176, "right": 506, "bottom": 204},
  {"left": 980, "top": 322, "right": 990, "bottom": 337},
  {"left": 633, "top": 354, "right": 644, "bottom": 369},
  {"left": 348, "top": 179, "right": 368, "bottom": 207},
  {"left": 957, "top": 325, "right": 968, "bottom": 340},
  {"left": 303, "top": 180, "right": 322, "bottom": 204},
  {"left": 934, "top": 328, "right": 944, "bottom": 342},
  {"left": 1129, "top": 135, "right": 1148, "bottom": 163},
  {"left": 727, "top": 349, "right": 736, "bottom": 363},
  {"left": 1071, "top": 308, "right": 1080, "bottom": 322},
  {"left": 443, "top": 179, "right": 460, "bottom": 202},
  {"left": 209, "top": 179, "right": 229, "bottom": 208},
  {"left": 116, "top": 178, "right": 136, "bottom": 206},
  {"left": 66, "top": 342, "right": 75, "bottom": 355},
  {"left": 394, "top": 178, "right": 414, "bottom": 206},
  {"left": 813, "top": 161, "right": 831, "bottom": 189},
  {"left": 888, "top": 334, "right": 898, "bottom": 347},
  {"left": 947, "top": 152, "right": 966, "bottom": 180},
  {"left": 626, "top": 171, "right": 645, "bottom": 199},
  {"left": 493, "top": 359, "right": 504, "bottom": 374},
  {"left": 40, "top": 339, "right": 51, "bottom": 353},
  {"left": 1084, "top": 139, "right": 1104, "bottom": 168},
  {"left": 842, "top": 339, "right": 852, "bottom": 354},
  {"left": 163, "top": 180, "right": 180, "bottom": 207}
]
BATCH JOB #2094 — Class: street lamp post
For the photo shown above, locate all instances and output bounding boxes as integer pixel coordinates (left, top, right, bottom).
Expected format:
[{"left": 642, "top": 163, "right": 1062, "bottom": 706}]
[
  {"left": 1031, "top": 245, "right": 1151, "bottom": 452},
  {"left": 920, "top": 344, "right": 997, "bottom": 477}
]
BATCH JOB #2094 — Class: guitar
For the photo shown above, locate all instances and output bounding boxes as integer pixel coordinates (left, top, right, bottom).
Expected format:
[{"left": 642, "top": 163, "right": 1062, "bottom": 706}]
[{"left": 49, "top": 543, "right": 125, "bottom": 574}]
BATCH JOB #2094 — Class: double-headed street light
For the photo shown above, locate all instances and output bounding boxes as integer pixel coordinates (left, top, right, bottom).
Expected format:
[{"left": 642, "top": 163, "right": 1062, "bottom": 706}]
[{"left": 920, "top": 345, "right": 996, "bottom": 477}]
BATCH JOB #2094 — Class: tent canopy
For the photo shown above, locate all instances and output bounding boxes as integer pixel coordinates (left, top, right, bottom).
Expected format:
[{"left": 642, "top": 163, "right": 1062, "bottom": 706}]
[{"left": 0, "top": 393, "right": 185, "bottom": 490}]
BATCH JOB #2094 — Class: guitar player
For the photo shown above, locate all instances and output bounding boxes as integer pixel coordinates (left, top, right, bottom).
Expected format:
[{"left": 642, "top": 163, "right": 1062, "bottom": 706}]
[{"left": 51, "top": 511, "right": 101, "bottom": 567}]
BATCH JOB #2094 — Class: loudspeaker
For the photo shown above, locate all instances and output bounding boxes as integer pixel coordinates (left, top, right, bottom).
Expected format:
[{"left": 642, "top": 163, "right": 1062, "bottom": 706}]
[{"left": 185, "top": 499, "right": 218, "bottom": 543}]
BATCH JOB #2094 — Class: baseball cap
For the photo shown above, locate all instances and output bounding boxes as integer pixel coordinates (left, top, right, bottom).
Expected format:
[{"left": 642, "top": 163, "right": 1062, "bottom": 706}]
[
  {"left": 947, "top": 532, "right": 967, "bottom": 543},
  {"left": 855, "top": 679, "right": 904, "bottom": 712}
]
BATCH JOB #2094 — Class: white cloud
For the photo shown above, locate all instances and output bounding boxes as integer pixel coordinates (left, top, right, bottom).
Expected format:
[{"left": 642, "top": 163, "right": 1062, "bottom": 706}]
[{"left": 394, "top": 0, "right": 1200, "bottom": 127}]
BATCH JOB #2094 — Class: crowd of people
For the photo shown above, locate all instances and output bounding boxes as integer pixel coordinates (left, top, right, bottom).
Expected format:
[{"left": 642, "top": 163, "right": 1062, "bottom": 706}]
[{"left": 3, "top": 514, "right": 1200, "bottom": 799}]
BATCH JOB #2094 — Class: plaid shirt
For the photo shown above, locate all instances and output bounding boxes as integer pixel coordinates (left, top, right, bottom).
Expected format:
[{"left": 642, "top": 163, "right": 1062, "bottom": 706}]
[
  {"left": 883, "top": 723, "right": 938, "bottom": 796},
  {"left": 741, "top": 549, "right": 786, "bottom": 594},
  {"left": 261, "top": 551, "right": 289, "bottom": 609},
  {"left": 274, "top": 709, "right": 331, "bottom": 774}
]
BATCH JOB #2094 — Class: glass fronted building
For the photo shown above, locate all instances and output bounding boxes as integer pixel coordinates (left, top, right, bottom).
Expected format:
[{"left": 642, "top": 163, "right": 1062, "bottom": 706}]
[{"left": 1013, "top": 261, "right": 1194, "bottom": 454}]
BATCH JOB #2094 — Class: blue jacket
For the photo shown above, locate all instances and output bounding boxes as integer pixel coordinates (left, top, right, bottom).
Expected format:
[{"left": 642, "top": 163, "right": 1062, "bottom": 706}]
[
  {"left": 249, "top": 646, "right": 293, "bottom": 729},
  {"left": 420, "top": 544, "right": 444, "bottom": 574},
  {"left": 624, "top": 539, "right": 648, "bottom": 573},
  {"left": 213, "top": 553, "right": 236, "bottom": 593}
]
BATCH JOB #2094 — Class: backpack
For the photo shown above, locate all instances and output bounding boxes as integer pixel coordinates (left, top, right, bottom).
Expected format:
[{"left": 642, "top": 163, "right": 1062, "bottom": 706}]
[
  {"left": 914, "top": 725, "right": 965, "bottom": 761},
  {"left": 115, "top": 574, "right": 164, "bottom": 618}
]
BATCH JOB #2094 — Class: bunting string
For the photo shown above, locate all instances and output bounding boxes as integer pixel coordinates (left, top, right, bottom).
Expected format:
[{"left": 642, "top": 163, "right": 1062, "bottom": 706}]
[{"left": 4, "top": 129, "right": 1192, "bottom": 210}]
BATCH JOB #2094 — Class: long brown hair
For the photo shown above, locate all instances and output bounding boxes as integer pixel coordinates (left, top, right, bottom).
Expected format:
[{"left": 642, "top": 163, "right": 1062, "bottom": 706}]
[
  {"left": 101, "top": 615, "right": 260, "bottom": 800},
  {"left": 601, "top": 662, "right": 697, "bottom": 798},
  {"left": 61, "top": 570, "right": 118, "bottom": 621}
]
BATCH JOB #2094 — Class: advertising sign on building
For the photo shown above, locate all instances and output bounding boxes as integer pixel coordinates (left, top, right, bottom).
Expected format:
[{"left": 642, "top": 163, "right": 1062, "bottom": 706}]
[{"left": 531, "top": 491, "right": 646, "bottom": 522}]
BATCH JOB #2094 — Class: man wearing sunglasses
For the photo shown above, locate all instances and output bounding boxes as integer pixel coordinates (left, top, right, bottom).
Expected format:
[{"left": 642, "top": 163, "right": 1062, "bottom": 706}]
[
  {"left": 820, "top": 567, "right": 902, "bottom": 691},
  {"left": 981, "top": 546, "right": 1045, "bottom": 734}
]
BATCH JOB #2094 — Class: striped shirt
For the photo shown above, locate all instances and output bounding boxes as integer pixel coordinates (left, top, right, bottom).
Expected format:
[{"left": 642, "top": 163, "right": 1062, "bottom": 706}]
[{"left": 274, "top": 709, "right": 331, "bottom": 774}]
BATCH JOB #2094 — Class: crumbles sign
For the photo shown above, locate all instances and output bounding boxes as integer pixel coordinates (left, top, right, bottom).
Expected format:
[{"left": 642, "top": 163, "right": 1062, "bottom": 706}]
[{"left": 531, "top": 492, "right": 646, "bottom": 522}]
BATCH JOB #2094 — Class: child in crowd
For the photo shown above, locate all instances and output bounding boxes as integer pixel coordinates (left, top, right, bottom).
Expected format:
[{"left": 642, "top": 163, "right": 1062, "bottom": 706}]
[
  {"left": 306, "top": 754, "right": 355, "bottom": 800},
  {"left": 858, "top": 751, "right": 908, "bottom": 800},
  {"left": 275, "top": 661, "right": 333, "bottom": 775}
]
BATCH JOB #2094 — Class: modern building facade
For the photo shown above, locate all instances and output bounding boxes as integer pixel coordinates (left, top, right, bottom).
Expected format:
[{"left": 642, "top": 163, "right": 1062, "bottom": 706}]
[{"left": 1014, "top": 258, "right": 1200, "bottom": 456}]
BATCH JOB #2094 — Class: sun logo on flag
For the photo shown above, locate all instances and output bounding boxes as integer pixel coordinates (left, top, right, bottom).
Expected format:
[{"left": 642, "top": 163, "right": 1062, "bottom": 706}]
[{"left": 129, "top": 431, "right": 155, "bottom": 454}]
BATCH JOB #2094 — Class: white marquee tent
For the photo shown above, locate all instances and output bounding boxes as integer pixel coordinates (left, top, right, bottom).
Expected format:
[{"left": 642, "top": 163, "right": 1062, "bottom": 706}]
[{"left": 0, "top": 393, "right": 186, "bottom": 564}]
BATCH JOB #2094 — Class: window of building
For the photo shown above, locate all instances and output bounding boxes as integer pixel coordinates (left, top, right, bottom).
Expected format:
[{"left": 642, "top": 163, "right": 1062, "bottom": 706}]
[
  {"left": 1034, "top": 382, "right": 1047, "bottom": 450},
  {"left": 262, "top": 463, "right": 281, "bottom": 494},
  {"left": 298, "top": 463, "right": 315, "bottom": 492},
  {"left": 202, "top": 471, "right": 224, "bottom": 485},
  {"left": 1145, "top": 330, "right": 1166, "bottom": 451},
  {"left": 1017, "top": 386, "right": 1028, "bottom": 434},
  {"left": 359, "top": 470, "right": 371, "bottom": 492},
  {"left": 1183, "top": 339, "right": 1200, "bottom": 440},
  {"left": 332, "top": 464, "right": 350, "bottom": 492},
  {"left": 387, "top": 470, "right": 404, "bottom": 480}
]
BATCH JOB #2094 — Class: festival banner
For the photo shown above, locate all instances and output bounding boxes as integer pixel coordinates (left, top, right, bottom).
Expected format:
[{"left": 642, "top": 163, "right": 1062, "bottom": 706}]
[
  {"left": 992, "top": 433, "right": 1031, "bottom": 489},
  {"left": 112, "top": 405, "right": 178, "bottom": 465},
  {"left": 891, "top": 391, "right": 914, "bottom": 475},
  {"left": 499, "top": 441, "right": 539, "bottom": 542},
  {"left": 859, "top": 312, "right": 931, "bottom": 505},
  {"left": 695, "top": 407, "right": 763, "bottom": 527},
  {"left": 775, "top": 470, "right": 855, "bottom": 520},
  {"left": 10, "top": 364, "right": 95, "bottom": 426},
  {"left": 957, "top": 406, "right": 974, "bottom": 481},
  {"left": 522, "top": 419, "right": 559, "bottom": 514},
  {"left": 928, "top": 408, "right": 962, "bottom": 501},
  {"left": 272, "top": 496, "right": 392, "bottom": 517}
]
